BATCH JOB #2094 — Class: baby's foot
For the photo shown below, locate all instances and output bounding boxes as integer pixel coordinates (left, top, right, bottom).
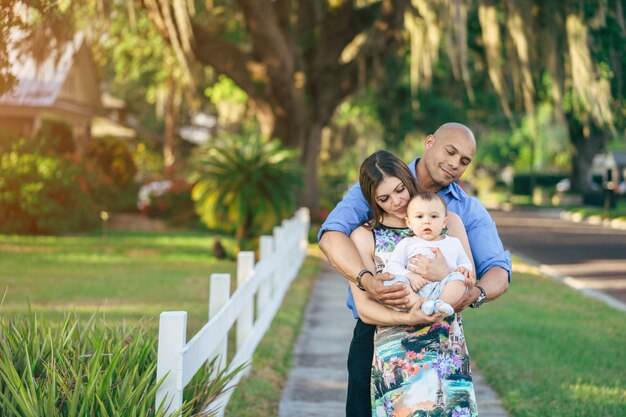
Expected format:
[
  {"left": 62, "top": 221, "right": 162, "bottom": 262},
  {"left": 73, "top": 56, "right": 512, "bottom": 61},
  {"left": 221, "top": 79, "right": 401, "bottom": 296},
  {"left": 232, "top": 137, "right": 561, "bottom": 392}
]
[
  {"left": 421, "top": 300, "right": 435, "bottom": 315},
  {"left": 433, "top": 300, "right": 454, "bottom": 317}
]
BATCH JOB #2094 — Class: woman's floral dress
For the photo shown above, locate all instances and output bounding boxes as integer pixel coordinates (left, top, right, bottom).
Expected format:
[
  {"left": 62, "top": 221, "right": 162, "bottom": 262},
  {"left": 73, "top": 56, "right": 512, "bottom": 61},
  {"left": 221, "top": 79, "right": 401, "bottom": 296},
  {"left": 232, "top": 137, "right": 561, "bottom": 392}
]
[{"left": 371, "top": 224, "right": 478, "bottom": 417}]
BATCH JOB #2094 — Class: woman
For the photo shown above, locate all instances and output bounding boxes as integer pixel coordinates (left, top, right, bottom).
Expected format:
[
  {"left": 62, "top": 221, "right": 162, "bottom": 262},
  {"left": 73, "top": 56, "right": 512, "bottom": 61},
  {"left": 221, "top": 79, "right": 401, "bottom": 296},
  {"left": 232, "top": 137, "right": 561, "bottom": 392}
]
[{"left": 348, "top": 150, "right": 478, "bottom": 417}]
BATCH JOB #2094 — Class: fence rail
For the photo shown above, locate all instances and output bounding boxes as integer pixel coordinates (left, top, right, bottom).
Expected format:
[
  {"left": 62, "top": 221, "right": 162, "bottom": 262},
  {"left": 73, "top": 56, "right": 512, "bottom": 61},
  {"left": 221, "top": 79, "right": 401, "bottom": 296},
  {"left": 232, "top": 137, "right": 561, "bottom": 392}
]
[{"left": 155, "top": 208, "right": 310, "bottom": 416}]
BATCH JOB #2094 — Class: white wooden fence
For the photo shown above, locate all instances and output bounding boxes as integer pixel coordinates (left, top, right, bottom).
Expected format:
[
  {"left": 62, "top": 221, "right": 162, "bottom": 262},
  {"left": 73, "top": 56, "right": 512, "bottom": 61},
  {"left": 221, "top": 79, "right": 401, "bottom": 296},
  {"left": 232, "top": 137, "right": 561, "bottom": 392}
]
[{"left": 155, "top": 208, "right": 310, "bottom": 416}]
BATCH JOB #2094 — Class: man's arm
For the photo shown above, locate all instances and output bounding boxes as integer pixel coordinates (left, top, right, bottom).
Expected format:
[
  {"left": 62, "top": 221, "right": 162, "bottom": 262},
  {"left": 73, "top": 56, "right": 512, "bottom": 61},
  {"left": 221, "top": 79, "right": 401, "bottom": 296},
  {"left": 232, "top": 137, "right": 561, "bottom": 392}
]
[
  {"left": 456, "top": 200, "right": 511, "bottom": 309},
  {"left": 317, "top": 183, "right": 370, "bottom": 241},
  {"left": 457, "top": 266, "right": 509, "bottom": 310}
]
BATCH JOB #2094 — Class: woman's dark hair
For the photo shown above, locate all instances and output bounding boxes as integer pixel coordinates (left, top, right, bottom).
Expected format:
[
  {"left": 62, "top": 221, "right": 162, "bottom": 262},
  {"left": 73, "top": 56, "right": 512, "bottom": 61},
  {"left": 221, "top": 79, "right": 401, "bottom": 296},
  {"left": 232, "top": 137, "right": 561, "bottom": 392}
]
[{"left": 359, "top": 150, "right": 419, "bottom": 229}]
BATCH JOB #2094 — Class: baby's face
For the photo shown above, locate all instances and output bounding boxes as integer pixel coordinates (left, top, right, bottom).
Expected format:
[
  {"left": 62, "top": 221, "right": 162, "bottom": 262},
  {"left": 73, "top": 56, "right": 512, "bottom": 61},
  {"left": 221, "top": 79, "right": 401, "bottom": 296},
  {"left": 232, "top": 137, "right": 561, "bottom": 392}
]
[{"left": 405, "top": 198, "right": 447, "bottom": 240}]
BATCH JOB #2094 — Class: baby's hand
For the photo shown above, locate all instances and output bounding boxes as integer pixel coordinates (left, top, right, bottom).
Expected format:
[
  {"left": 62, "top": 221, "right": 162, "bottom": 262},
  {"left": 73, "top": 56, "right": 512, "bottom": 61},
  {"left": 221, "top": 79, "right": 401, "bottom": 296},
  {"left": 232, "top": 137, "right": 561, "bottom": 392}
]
[
  {"left": 455, "top": 267, "right": 476, "bottom": 288},
  {"left": 454, "top": 267, "right": 471, "bottom": 279},
  {"left": 406, "top": 272, "right": 430, "bottom": 292}
]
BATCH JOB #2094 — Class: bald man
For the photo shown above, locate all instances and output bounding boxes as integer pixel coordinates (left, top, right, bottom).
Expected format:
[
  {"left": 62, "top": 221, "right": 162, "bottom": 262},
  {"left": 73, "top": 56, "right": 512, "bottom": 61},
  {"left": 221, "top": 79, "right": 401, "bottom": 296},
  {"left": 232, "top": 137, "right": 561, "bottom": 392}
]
[{"left": 318, "top": 122, "right": 511, "bottom": 416}]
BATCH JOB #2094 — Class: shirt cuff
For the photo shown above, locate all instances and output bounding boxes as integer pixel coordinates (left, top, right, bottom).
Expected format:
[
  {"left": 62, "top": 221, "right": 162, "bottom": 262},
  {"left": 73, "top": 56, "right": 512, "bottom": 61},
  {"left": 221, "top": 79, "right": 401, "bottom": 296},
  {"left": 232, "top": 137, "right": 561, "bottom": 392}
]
[{"left": 317, "top": 222, "right": 352, "bottom": 242}]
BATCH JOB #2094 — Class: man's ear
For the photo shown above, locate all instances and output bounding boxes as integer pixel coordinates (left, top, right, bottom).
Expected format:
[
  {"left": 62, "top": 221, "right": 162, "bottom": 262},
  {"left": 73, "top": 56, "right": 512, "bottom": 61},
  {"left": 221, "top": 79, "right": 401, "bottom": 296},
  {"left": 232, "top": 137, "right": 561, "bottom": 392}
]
[{"left": 424, "top": 134, "right": 436, "bottom": 149}]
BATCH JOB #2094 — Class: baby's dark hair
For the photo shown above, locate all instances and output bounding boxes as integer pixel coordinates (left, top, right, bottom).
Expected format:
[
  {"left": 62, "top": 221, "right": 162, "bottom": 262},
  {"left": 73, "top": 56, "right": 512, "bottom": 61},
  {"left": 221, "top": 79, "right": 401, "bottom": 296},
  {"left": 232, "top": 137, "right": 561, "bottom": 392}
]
[{"left": 407, "top": 192, "right": 447, "bottom": 214}]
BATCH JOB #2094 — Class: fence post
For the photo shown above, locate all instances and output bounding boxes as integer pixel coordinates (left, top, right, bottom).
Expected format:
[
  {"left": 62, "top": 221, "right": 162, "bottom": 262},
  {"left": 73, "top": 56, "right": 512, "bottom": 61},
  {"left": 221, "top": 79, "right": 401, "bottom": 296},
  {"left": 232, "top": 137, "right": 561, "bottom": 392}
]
[
  {"left": 156, "top": 311, "right": 187, "bottom": 416},
  {"left": 299, "top": 208, "right": 310, "bottom": 255},
  {"left": 236, "top": 251, "right": 255, "bottom": 355},
  {"left": 209, "top": 274, "right": 231, "bottom": 372},
  {"left": 257, "top": 236, "right": 273, "bottom": 318},
  {"left": 272, "top": 225, "right": 285, "bottom": 292}
]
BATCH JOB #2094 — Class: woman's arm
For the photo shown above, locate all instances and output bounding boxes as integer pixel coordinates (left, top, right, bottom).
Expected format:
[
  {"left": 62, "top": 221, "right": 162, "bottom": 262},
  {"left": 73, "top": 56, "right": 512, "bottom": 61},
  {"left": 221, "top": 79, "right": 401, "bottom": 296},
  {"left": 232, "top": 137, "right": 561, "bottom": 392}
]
[{"left": 350, "top": 227, "right": 439, "bottom": 326}]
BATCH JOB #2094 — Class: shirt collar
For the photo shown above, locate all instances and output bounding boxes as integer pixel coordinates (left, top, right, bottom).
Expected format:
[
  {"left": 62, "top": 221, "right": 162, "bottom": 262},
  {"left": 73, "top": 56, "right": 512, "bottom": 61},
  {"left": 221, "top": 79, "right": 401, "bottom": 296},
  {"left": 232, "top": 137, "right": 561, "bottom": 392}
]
[{"left": 408, "top": 157, "right": 462, "bottom": 202}]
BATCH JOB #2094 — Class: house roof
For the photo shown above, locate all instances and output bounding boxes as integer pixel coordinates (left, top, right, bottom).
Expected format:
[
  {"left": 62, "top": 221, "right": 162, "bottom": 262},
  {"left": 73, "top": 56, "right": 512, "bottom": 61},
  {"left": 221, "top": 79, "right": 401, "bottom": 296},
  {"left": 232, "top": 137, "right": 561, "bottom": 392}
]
[{"left": 0, "top": 32, "right": 101, "bottom": 112}]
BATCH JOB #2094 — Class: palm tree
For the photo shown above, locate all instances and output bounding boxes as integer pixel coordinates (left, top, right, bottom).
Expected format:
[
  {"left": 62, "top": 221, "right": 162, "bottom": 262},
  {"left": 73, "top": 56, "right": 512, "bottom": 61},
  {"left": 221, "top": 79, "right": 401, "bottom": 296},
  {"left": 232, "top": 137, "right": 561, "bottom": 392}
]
[{"left": 190, "top": 132, "right": 302, "bottom": 248}]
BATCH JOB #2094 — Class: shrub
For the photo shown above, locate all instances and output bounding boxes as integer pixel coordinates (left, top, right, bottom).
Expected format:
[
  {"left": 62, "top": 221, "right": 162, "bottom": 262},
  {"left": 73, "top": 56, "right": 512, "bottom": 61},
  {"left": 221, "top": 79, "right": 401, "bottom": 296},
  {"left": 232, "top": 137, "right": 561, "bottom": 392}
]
[
  {"left": 84, "top": 137, "right": 139, "bottom": 212},
  {"left": 190, "top": 132, "right": 302, "bottom": 242},
  {"left": 33, "top": 119, "right": 76, "bottom": 156},
  {"left": 0, "top": 312, "right": 239, "bottom": 416},
  {"left": 142, "top": 179, "right": 197, "bottom": 226},
  {"left": 0, "top": 151, "right": 98, "bottom": 234},
  {"left": 512, "top": 173, "right": 569, "bottom": 195}
]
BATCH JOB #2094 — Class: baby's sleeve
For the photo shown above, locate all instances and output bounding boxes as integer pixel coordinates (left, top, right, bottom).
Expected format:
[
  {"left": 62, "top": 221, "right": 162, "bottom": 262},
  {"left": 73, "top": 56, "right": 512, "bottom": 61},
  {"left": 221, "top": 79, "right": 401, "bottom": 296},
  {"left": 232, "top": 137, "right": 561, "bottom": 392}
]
[
  {"left": 384, "top": 239, "right": 412, "bottom": 276},
  {"left": 453, "top": 238, "right": 473, "bottom": 271}
]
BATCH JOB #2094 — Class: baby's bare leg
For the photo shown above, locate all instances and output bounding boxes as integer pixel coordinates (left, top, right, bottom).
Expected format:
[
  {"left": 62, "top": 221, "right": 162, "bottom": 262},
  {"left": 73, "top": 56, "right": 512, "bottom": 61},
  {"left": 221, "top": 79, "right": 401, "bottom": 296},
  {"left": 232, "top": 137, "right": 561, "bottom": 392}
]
[{"left": 438, "top": 280, "right": 466, "bottom": 307}]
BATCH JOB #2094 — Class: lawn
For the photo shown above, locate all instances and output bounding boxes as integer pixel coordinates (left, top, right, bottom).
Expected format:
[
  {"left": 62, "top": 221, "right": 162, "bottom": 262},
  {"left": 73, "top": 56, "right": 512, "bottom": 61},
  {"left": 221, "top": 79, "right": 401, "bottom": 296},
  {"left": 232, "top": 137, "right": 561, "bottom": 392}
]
[
  {"left": 463, "top": 260, "right": 626, "bottom": 417},
  {"left": 1, "top": 231, "right": 239, "bottom": 333},
  {"left": 0, "top": 230, "right": 323, "bottom": 416},
  {"left": 2, "top": 232, "right": 624, "bottom": 416}
]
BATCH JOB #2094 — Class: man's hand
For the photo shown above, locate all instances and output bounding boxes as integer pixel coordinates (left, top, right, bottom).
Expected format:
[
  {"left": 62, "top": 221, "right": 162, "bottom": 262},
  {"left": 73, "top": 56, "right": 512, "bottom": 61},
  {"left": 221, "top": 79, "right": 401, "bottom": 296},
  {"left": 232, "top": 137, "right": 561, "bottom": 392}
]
[
  {"left": 454, "top": 266, "right": 476, "bottom": 287},
  {"left": 407, "top": 248, "right": 450, "bottom": 281},
  {"left": 455, "top": 286, "right": 481, "bottom": 312},
  {"left": 361, "top": 272, "right": 411, "bottom": 307}
]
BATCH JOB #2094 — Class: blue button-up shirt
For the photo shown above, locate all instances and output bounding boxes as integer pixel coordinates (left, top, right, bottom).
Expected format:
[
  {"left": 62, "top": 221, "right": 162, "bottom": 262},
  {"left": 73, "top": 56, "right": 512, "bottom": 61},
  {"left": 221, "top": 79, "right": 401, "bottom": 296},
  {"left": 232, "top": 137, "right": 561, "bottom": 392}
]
[{"left": 318, "top": 157, "right": 512, "bottom": 319}]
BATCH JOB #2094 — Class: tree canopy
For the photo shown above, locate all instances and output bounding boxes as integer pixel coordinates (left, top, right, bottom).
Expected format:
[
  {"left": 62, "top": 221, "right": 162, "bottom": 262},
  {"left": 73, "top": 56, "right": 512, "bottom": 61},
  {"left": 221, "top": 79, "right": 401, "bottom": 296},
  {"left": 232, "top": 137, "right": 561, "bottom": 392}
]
[{"left": 2, "top": 0, "right": 625, "bottom": 206}]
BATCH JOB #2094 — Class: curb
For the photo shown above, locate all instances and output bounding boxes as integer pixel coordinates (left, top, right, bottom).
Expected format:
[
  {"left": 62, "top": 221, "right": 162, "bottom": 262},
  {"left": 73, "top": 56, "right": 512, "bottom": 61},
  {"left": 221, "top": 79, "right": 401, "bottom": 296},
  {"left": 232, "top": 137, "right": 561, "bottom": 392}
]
[
  {"left": 512, "top": 251, "right": 626, "bottom": 313},
  {"left": 559, "top": 210, "right": 626, "bottom": 231}
]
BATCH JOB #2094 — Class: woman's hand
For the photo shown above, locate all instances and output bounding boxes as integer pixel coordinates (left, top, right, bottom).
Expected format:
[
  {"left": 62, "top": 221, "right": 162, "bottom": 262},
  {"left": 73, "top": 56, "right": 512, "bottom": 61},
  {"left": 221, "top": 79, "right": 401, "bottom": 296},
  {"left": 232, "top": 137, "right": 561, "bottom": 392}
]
[
  {"left": 362, "top": 272, "right": 412, "bottom": 307},
  {"left": 406, "top": 297, "right": 442, "bottom": 325},
  {"left": 407, "top": 248, "right": 451, "bottom": 281}
]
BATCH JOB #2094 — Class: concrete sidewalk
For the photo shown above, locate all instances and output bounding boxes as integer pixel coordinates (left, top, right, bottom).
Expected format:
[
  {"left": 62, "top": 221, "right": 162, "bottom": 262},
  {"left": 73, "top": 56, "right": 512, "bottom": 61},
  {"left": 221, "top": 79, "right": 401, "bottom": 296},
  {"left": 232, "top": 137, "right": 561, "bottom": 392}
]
[{"left": 278, "top": 263, "right": 510, "bottom": 417}]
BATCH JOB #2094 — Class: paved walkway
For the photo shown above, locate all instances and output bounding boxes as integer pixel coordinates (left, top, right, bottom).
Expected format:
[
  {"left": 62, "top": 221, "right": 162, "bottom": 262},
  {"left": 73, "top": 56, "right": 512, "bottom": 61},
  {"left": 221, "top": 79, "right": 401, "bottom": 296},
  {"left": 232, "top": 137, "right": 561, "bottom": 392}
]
[{"left": 278, "top": 263, "right": 510, "bottom": 417}]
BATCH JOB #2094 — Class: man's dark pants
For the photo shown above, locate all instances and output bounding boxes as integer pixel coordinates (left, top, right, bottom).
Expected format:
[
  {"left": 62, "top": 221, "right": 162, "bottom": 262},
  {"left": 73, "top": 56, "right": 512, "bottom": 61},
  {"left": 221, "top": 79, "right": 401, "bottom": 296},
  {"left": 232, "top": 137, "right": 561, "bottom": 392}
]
[{"left": 346, "top": 319, "right": 376, "bottom": 417}]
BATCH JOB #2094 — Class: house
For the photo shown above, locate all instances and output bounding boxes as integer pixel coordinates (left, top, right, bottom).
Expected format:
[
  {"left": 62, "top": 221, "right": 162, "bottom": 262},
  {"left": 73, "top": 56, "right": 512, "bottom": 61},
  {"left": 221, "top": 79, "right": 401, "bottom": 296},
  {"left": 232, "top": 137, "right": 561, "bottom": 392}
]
[
  {"left": 0, "top": 33, "right": 101, "bottom": 145},
  {"left": 0, "top": 32, "right": 135, "bottom": 147}
]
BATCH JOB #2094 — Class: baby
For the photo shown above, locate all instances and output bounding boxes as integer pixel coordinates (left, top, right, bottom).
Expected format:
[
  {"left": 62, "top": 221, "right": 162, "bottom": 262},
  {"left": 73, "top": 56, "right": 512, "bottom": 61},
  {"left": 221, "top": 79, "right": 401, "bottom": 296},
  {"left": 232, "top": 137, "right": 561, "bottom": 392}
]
[{"left": 384, "top": 192, "right": 472, "bottom": 317}]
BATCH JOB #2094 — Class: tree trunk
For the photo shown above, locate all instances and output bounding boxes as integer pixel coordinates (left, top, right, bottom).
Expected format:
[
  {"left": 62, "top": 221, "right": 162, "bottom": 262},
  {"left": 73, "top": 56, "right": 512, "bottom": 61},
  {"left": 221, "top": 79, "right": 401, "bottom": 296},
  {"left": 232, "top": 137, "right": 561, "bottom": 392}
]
[
  {"left": 566, "top": 113, "right": 610, "bottom": 192},
  {"left": 300, "top": 122, "right": 323, "bottom": 211},
  {"left": 163, "top": 75, "right": 177, "bottom": 176}
]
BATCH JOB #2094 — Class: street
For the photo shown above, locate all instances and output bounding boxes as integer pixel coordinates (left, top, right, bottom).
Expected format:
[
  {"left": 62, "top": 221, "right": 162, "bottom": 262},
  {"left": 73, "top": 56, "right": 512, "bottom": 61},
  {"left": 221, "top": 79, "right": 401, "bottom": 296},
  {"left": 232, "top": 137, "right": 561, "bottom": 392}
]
[{"left": 489, "top": 208, "right": 626, "bottom": 305}]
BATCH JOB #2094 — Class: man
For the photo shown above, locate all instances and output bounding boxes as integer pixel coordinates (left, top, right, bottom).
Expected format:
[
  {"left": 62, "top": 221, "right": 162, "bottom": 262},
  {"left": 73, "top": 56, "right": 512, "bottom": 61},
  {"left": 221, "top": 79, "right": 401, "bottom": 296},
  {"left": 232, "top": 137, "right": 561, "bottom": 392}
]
[{"left": 318, "top": 122, "right": 511, "bottom": 416}]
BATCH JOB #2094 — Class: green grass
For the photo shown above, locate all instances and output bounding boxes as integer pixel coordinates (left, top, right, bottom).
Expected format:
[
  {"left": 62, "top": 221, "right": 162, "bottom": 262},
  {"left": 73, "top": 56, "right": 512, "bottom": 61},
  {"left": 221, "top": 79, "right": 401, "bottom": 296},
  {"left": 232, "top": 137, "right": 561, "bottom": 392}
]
[
  {"left": 5, "top": 232, "right": 624, "bottom": 416},
  {"left": 463, "top": 261, "right": 626, "bottom": 417},
  {"left": 0, "top": 231, "right": 237, "bottom": 333},
  {"left": 0, "top": 231, "right": 324, "bottom": 416}
]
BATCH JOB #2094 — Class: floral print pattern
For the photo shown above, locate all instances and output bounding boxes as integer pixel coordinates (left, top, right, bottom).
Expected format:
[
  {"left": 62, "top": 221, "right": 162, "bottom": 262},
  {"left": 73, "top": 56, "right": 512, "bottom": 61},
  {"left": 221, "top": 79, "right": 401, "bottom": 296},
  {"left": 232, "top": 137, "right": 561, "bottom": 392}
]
[{"left": 371, "top": 225, "right": 478, "bottom": 417}]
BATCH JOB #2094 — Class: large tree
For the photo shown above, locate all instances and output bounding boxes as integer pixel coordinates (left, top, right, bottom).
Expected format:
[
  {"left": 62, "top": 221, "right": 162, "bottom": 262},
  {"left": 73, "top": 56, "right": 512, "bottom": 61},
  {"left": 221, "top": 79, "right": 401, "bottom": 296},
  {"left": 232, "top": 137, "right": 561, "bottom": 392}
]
[
  {"left": 142, "top": 0, "right": 409, "bottom": 208},
  {"left": 475, "top": 0, "right": 625, "bottom": 191}
]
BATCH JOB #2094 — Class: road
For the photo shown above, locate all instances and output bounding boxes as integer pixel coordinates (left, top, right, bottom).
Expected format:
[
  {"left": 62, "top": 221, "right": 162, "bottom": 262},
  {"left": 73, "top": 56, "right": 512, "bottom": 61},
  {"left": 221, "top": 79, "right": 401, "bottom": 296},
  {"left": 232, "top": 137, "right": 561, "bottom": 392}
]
[{"left": 489, "top": 208, "right": 626, "bottom": 305}]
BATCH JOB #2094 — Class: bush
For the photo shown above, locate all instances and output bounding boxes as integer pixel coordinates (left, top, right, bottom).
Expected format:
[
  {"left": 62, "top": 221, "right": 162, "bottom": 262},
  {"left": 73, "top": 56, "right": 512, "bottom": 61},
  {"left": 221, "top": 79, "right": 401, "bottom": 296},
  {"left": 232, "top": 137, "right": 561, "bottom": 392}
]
[
  {"left": 34, "top": 120, "right": 76, "bottom": 156},
  {"left": 583, "top": 190, "right": 617, "bottom": 208},
  {"left": 0, "top": 151, "right": 98, "bottom": 234},
  {"left": 143, "top": 179, "right": 197, "bottom": 226},
  {"left": 84, "top": 137, "right": 139, "bottom": 212},
  {"left": 512, "top": 173, "right": 568, "bottom": 195},
  {"left": 0, "top": 312, "right": 239, "bottom": 417},
  {"left": 190, "top": 132, "right": 302, "bottom": 242}
]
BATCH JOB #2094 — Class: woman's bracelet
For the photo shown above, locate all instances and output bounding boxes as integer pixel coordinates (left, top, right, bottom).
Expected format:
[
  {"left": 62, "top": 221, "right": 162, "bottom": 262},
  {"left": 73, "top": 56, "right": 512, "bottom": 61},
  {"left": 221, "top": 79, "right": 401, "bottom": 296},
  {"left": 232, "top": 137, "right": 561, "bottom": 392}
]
[{"left": 355, "top": 269, "right": 373, "bottom": 291}]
